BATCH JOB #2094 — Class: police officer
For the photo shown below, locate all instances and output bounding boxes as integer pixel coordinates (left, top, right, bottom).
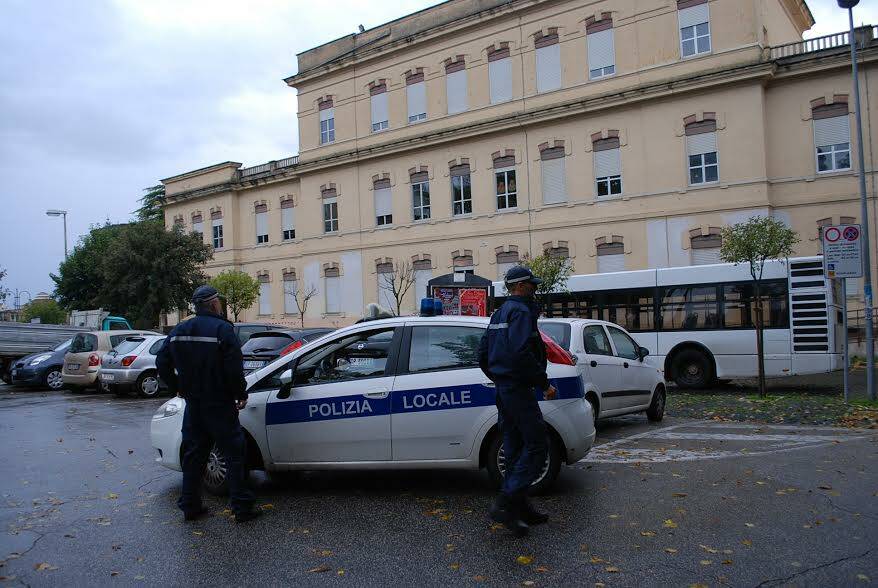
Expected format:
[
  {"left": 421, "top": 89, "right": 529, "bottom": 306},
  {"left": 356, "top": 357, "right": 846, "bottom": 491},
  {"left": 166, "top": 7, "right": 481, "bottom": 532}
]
[
  {"left": 479, "top": 266, "right": 556, "bottom": 536},
  {"left": 156, "top": 285, "right": 259, "bottom": 523}
]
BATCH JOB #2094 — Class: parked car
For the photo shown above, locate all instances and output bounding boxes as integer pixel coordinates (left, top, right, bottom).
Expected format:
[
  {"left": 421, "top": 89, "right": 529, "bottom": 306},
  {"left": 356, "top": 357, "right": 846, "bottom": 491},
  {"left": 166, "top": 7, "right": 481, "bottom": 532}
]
[
  {"left": 63, "top": 330, "right": 158, "bottom": 392},
  {"left": 9, "top": 338, "right": 73, "bottom": 390},
  {"left": 539, "top": 318, "right": 666, "bottom": 424},
  {"left": 152, "top": 316, "right": 596, "bottom": 496},
  {"left": 241, "top": 328, "right": 334, "bottom": 374},
  {"left": 234, "top": 322, "right": 284, "bottom": 346},
  {"left": 101, "top": 335, "right": 167, "bottom": 398}
]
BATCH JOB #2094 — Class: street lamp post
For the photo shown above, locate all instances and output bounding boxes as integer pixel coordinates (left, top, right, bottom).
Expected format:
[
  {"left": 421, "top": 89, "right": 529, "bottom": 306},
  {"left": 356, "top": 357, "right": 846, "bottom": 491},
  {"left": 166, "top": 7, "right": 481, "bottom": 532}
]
[
  {"left": 45, "top": 209, "right": 68, "bottom": 259},
  {"left": 837, "top": 0, "right": 875, "bottom": 401}
]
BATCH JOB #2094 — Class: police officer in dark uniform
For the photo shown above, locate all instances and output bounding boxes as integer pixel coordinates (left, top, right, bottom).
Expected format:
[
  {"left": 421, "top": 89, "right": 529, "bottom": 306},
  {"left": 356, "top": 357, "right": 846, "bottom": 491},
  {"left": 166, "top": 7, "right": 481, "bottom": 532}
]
[
  {"left": 479, "top": 266, "right": 556, "bottom": 537},
  {"left": 156, "top": 285, "right": 259, "bottom": 523}
]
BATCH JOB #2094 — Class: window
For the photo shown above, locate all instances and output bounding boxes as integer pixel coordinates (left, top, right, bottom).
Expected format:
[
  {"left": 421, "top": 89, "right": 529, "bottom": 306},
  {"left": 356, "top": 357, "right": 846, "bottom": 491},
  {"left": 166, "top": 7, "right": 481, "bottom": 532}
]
[
  {"left": 686, "top": 119, "right": 718, "bottom": 185},
  {"left": 407, "top": 326, "right": 483, "bottom": 372},
  {"left": 281, "top": 199, "right": 295, "bottom": 240},
  {"left": 291, "top": 328, "right": 398, "bottom": 385},
  {"left": 325, "top": 267, "right": 340, "bottom": 313},
  {"left": 596, "top": 242, "right": 625, "bottom": 273},
  {"left": 586, "top": 17, "right": 615, "bottom": 79},
  {"left": 812, "top": 103, "right": 851, "bottom": 173},
  {"left": 191, "top": 214, "right": 203, "bottom": 235},
  {"left": 678, "top": 0, "right": 711, "bottom": 57},
  {"left": 660, "top": 285, "right": 720, "bottom": 330},
  {"left": 376, "top": 262, "right": 395, "bottom": 311},
  {"left": 540, "top": 322, "right": 571, "bottom": 350},
  {"left": 283, "top": 273, "right": 299, "bottom": 314},
  {"left": 607, "top": 325, "right": 639, "bottom": 360},
  {"left": 406, "top": 72, "right": 426, "bottom": 123},
  {"left": 723, "top": 281, "right": 789, "bottom": 329},
  {"left": 413, "top": 259, "right": 432, "bottom": 302},
  {"left": 173, "top": 218, "right": 184, "bottom": 230},
  {"left": 71, "top": 333, "right": 98, "bottom": 353},
  {"left": 211, "top": 212, "right": 224, "bottom": 249},
  {"left": 411, "top": 172, "right": 431, "bottom": 221},
  {"left": 488, "top": 45, "right": 512, "bottom": 104},
  {"left": 370, "top": 83, "right": 389, "bottom": 132},
  {"left": 582, "top": 325, "right": 613, "bottom": 356},
  {"left": 255, "top": 204, "right": 268, "bottom": 244},
  {"left": 258, "top": 276, "right": 271, "bottom": 315},
  {"left": 450, "top": 164, "right": 472, "bottom": 216},
  {"left": 691, "top": 233, "right": 722, "bottom": 265},
  {"left": 593, "top": 137, "right": 622, "bottom": 197},
  {"left": 319, "top": 99, "right": 335, "bottom": 144},
  {"left": 373, "top": 179, "right": 392, "bottom": 226},
  {"left": 494, "top": 157, "right": 517, "bottom": 210},
  {"left": 496, "top": 250, "right": 519, "bottom": 280},
  {"left": 445, "top": 58, "right": 467, "bottom": 114},
  {"left": 535, "top": 30, "right": 561, "bottom": 93},
  {"left": 112, "top": 337, "right": 144, "bottom": 355},
  {"left": 322, "top": 188, "right": 338, "bottom": 233},
  {"left": 540, "top": 147, "right": 567, "bottom": 204},
  {"left": 148, "top": 339, "right": 165, "bottom": 355}
]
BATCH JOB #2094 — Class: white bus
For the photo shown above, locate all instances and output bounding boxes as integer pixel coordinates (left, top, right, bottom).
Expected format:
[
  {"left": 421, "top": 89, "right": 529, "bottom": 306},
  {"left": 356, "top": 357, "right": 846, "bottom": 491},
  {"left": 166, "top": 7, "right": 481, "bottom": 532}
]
[{"left": 493, "top": 256, "right": 843, "bottom": 388}]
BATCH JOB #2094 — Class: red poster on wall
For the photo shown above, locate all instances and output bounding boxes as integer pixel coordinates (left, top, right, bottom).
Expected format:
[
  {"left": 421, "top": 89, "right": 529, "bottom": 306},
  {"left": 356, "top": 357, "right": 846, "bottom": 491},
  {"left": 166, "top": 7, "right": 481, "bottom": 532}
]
[{"left": 459, "top": 289, "right": 487, "bottom": 317}]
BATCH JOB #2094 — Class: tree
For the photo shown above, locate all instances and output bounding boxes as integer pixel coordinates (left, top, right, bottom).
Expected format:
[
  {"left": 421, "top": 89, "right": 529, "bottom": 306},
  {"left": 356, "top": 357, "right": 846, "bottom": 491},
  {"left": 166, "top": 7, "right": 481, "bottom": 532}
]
[
  {"left": 519, "top": 252, "right": 574, "bottom": 310},
  {"left": 20, "top": 299, "right": 67, "bottom": 325},
  {"left": 211, "top": 270, "right": 259, "bottom": 322},
  {"left": 383, "top": 261, "right": 417, "bottom": 316},
  {"left": 52, "top": 223, "right": 127, "bottom": 311},
  {"left": 720, "top": 216, "right": 799, "bottom": 396},
  {"left": 0, "top": 267, "right": 9, "bottom": 308},
  {"left": 134, "top": 184, "right": 166, "bottom": 222},
  {"left": 283, "top": 281, "right": 318, "bottom": 328}
]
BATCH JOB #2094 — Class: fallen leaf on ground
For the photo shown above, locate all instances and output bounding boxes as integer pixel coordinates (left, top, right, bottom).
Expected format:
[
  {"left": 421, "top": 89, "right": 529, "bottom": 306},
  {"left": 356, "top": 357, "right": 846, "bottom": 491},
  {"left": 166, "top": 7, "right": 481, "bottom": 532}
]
[
  {"left": 192, "top": 531, "right": 203, "bottom": 536},
  {"left": 307, "top": 565, "right": 331, "bottom": 573},
  {"left": 337, "top": 570, "right": 345, "bottom": 576},
  {"left": 110, "top": 571, "right": 120, "bottom": 577},
  {"left": 664, "top": 548, "right": 678, "bottom": 554},
  {"left": 314, "top": 549, "right": 333, "bottom": 557},
  {"left": 33, "top": 563, "right": 58, "bottom": 572},
  {"left": 699, "top": 545, "right": 718, "bottom": 554},
  {"left": 516, "top": 556, "right": 534, "bottom": 565},
  {"left": 449, "top": 563, "right": 460, "bottom": 571},
  {"left": 608, "top": 514, "right": 620, "bottom": 519},
  {"left": 590, "top": 556, "right": 605, "bottom": 564},
  {"left": 260, "top": 504, "right": 275, "bottom": 510},
  {"left": 818, "top": 484, "right": 833, "bottom": 490},
  {"left": 106, "top": 493, "right": 119, "bottom": 500},
  {"left": 440, "top": 514, "right": 453, "bottom": 521},
  {"left": 672, "top": 493, "right": 688, "bottom": 498},
  {"left": 473, "top": 575, "right": 486, "bottom": 582},
  {"left": 700, "top": 560, "right": 712, "bottom": 565},
  {"left": 742, "top": 539, "right": 753, "bottom": 547},
  {"left": 858, "top": 574, "right": 870, "bottom": 581},
  {"left": 640, "top": 531, "right": 656, "bottom": 537},
  {"left": 722, "top": 559, "right": 733, "bottom": 565},
  {"left": 134, "top": 575, "right": 145, "bottom": 580},
  {"left": 663, "top": 519, "right": 678, "bottom": 528},
  {"left": 744, "top": 523, "right": 755, "bottom": 528},
  {"left": 605, "top": 566, "right": 620, "bottom": 573},
  {"left": 535, "top": 566, "right": 549, "bottom": 573},
  {"left": 523, "top": 582, "right": 535, "bottom": 587}
]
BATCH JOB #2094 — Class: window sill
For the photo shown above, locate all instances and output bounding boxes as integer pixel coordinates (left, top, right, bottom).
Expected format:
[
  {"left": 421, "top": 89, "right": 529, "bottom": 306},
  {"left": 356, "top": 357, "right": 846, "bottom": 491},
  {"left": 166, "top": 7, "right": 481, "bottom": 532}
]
[
  {"left": 680, "top": 50, "right": 712, "bottom": 61},
  {"left": 686, "top": 181, "right": 720, "bottom": 189},
  {"left": 451, "top": 213, "right": 474, "bottom": 220},
  {"left": 816, "top": 168, "right": 852, "bottom": 176},
  {"left": 496, "top": 207, "right": 519, "bottom": 214},
  {"left": 322, "top": 312, "right": 346, "bottom": 318},
  {"left": 595, "top": 195, "right": 624, "bottom": 202},
  {"left": 539, "top": 201, "right": 569, "bottom": 209}
]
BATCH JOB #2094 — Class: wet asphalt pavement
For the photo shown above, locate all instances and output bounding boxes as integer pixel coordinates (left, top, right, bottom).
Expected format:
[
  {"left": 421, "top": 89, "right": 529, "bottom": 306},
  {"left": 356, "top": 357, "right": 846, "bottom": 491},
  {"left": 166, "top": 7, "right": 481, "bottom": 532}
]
[{"left": 1, "top": 384, "right": 876, "bottom": 587}]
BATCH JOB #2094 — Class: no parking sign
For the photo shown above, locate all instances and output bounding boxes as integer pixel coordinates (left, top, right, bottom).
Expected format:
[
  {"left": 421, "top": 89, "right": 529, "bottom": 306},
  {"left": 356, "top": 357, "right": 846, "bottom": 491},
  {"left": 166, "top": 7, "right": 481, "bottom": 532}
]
[{"left": 823, "top": 224, "right": 863, "bottom": 279}]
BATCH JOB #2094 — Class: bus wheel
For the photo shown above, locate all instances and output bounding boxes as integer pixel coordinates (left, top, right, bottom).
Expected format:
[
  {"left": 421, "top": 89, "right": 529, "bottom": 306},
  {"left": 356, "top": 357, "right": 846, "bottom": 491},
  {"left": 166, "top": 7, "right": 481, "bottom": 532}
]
[{"left": 672, "top": 349, "right": 713, "bottom": 389}]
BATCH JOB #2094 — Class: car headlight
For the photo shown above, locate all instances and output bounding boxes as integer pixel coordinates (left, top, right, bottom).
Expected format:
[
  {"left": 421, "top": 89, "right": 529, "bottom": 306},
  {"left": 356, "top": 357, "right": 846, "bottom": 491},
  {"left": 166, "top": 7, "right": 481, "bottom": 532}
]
[
  {"left": 29, "top": 354, "right": 52, "bottom": 366},
  {"left": 153, "top": 398, "right": 183, "bottom": 420}
]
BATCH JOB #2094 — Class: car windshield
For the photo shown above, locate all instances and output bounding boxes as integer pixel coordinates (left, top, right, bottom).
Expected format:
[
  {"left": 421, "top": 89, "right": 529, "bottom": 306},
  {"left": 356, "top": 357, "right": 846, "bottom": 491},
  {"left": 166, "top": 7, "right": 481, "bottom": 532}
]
[
  {"left": 241, "top": 334, "right": 294, "bottom": 354},
  {"left": 539, "top": 322, "right": 572, "bottom": 351},
  {"left": 70, "top": 333, "right": 98, "bottom": 353},
  {"left": 112, "top": 338, "right": 144, "bottom": 355},
  {"left": 54, "top": 339, "right": 72, "bottom": 352}
]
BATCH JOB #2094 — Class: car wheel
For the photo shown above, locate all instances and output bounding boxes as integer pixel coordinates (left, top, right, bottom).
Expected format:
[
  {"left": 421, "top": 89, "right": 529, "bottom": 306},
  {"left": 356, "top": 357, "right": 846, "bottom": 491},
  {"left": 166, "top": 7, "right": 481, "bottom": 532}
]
[
  {"left": 586, "top": 396, "right": 599, "bottom": 427},
  {"left": 136, "top": 373, "right": 160, "bottom": 398},
  {"left": 44, "top": 367, "right": 64, "bottom": 391},
  {"left": 646, "top": 385, "right": 666, "bottom": 422},
  {"left": 487, "top": 431, "right": 562, "bottom": 496},
  {"left": 203, "top": 443, "right": 229, "bottom": 496},
  {"left": 671, "top": 349, "right": 713, "bottom": 389}
]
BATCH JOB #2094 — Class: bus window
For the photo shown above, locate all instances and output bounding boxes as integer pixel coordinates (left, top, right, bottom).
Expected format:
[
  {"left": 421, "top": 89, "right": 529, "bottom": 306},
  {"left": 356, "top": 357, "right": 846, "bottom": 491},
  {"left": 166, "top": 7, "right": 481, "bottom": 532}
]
[
  {"left": 723, "top": 281, "right": 789, "bottom": 329},
  {"left": 599, "top": 289, "right": 654, "bottom": 332},
  {"left": 660, "top": 286, "right": 720, "bottom": 330}
]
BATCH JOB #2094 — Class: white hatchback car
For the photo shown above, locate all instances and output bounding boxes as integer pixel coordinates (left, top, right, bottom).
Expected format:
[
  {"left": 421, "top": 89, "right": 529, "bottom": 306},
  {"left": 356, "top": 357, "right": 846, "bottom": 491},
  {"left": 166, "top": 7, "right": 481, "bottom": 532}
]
[
  {"left": 151, "top": 316, "right": 596, "bottom": 495},
  {"left": 539, "top": 319, "right": 666, "bottom": 424}
]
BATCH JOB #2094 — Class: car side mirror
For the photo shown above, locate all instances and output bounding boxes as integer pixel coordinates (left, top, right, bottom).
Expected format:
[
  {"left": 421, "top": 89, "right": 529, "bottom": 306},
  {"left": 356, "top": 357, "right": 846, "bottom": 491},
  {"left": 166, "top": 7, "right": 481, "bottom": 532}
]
[
  {"left": 277, "top": 368, "right": 294, "bottom": 399},
  {"left": 638, "top": 347, "right": 650, "bottom": 361}
]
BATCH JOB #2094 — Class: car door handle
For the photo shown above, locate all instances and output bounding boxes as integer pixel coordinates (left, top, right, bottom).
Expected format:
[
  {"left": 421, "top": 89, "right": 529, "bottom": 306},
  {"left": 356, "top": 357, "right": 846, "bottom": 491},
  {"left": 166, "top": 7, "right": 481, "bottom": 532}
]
[
  {"left": 590, "top": 360, "right": 598, "bottom": 367},
  {"left": 364, "top": 388, "right": 389, "bottom": 399},
  {"left": 623, "top": 362, "right": 629, "bottom": 368}
]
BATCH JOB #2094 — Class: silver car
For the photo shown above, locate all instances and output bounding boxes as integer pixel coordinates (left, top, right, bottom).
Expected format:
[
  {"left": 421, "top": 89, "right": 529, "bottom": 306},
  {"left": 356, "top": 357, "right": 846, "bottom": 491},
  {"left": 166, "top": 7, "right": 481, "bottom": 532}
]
[{"left": 100, "top": 335, "right": 167, "bottom": 398}]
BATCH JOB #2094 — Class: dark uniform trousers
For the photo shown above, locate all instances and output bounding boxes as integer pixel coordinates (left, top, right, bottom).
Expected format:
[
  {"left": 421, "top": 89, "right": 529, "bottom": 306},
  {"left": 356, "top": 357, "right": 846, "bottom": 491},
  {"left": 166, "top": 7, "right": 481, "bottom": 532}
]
[
  {"left": 179, "top": 399, "right": 254, "bottom": 515},
  {"left": 496, "top": 385, "right": 548, "bottom": 497}
]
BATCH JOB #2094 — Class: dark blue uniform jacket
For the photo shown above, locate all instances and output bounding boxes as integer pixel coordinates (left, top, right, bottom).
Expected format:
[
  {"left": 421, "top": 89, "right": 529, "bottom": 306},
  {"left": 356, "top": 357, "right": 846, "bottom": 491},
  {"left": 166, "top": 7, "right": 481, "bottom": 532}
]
[
  {"left": 478, "top": 296, "right": 549, "bottom": 391},
  {"left": 156, "top": 311, "right": 246, "bottom": 404}
]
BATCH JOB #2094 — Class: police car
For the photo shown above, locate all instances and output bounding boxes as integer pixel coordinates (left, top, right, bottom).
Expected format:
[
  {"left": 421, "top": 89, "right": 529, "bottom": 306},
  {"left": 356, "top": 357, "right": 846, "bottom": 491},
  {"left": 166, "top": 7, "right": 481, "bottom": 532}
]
[{"left": 151, "top": 316, "right": 596, "bottom": 495}]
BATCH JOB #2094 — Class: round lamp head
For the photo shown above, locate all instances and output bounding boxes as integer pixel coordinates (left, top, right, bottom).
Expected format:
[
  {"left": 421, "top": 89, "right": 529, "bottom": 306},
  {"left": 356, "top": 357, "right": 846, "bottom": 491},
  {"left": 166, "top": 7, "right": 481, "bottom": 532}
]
[{"left": 837, "top": 0, "right": 859, "bottom": 8}]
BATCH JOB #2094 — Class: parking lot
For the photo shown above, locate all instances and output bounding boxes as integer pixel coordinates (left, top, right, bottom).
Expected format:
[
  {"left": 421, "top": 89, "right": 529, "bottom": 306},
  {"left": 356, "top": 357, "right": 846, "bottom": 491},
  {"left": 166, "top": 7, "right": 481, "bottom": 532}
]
[{"left": 1, "top": 384, "right": 876, "bottom": 587}]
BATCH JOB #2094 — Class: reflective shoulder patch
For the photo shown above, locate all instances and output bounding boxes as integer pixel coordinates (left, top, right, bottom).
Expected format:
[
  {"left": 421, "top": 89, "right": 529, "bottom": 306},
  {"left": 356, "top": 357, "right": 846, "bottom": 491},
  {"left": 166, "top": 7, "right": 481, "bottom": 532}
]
[
  {"left": 170, "top": 335, "right": 219, "bottom": 343},
  {"left": 488, "top": 322, "right": 509, "bottom": 330}
]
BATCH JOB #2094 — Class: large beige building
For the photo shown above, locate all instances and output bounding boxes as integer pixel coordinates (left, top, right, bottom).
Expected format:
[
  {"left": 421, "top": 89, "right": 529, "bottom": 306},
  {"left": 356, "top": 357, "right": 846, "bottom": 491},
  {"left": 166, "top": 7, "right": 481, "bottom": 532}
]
[{"left": 161, "top": 0, "right": 878, "bottom": 328}]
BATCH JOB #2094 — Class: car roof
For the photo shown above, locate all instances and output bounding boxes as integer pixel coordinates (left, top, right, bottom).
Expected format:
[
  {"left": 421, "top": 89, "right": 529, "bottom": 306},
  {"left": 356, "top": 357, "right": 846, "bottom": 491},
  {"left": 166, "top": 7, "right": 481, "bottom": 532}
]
[{"left": 539, "top": 318, "right": 617, "bottom": 328}]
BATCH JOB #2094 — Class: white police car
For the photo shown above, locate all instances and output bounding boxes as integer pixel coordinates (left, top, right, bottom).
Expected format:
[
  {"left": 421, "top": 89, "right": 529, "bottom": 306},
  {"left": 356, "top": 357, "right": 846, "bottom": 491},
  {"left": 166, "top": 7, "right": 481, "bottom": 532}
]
[{"left": 151, "top": 316, "right": 596, "bottom": 495}]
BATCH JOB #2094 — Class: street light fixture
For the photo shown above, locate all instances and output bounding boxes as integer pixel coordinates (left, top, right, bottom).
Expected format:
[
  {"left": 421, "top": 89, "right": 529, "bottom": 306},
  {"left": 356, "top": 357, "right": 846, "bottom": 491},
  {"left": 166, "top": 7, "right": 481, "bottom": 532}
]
[
  {"left": 45, "top": 209, "right": 68, "bottom": 259},
  {"left": 836, "top": 0, "right": 874, "bottom": 400}
]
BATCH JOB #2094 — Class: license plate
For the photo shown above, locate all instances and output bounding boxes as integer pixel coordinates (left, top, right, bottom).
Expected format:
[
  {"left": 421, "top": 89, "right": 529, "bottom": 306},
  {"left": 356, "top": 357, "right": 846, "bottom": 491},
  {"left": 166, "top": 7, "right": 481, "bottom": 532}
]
[
  {"left": 243, "top": 360, "right": 266, "bottom": 370},
  {"left": 101, "top": 373, "right": 115, "bottom": 382},
  {"left": 68, "top": 364, "right": 80, "bottom": 371}
]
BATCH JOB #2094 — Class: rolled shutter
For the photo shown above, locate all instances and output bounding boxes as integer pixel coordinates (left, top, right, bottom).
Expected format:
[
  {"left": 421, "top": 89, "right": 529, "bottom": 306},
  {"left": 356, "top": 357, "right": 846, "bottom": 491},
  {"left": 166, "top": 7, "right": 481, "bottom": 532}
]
[
  {"left": 407, "top": 81, "right": 426, "bottom": 120},
  {"left": 282, "top": 206, "right": 295, "bottom": 231},
  {"left": 489, "top": 58, "right": 512, "bottom": 104},
  {"left": 687, "top": 131, "right": 717, "bottom": 156},
  {"left": 374, "top": 187, "right": 392, "bottom": 217},
  {"left": 813, "top": 115, "right": 850, "bottom": 147},
  {"left": 541, "top": 157, "right": 567, "bottom": 204},
  {"left": 371, "top": 92, "right": 388, "bottom": 126},
  {"left": 691, "top": 247, "right": 721, "bottom": 265},
  {"left": 678, "top": 3, "right": 709, "bottom": 29},
  {"left": 536, "top": 43, "right": 561, "bottom": 93},
  {"left": 284, "top": 279, "right": 299, "bottom": 313},
  {"left": 319, "top": 107, "right": 334, "bottom": 122},
  {"left": 587, "top": 29, "right": 615, "bottom": 71},
  {"left": 414, "top": 269, "right": 432, "bottom": 301},
  {"left": 325, "top": 277, "right": 340, "bottom": 313},
  {"left": 593, "top": 148, "right": 621, "bottom": 178},
  {"left": 255, "top": 211, "right": 268, "bottom": 237},
  {"left": 259, "top": 282, "right": 271, "bottom": 315},
  {"left": 597, "top": 254, "right": 625, "bottom": 273},
  {"left": 446, "top": 69, "right": 467, "bottom": 114},
  {"left": 378, "top": 272, "right": 395, "bottom": 310}
]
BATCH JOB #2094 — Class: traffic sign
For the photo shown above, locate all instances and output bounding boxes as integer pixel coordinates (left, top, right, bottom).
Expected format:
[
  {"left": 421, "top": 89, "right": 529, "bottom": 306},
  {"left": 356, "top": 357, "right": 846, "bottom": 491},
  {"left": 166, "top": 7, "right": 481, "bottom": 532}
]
[{"left": 823, "top": 223, "right": 863, "bottom": 279}]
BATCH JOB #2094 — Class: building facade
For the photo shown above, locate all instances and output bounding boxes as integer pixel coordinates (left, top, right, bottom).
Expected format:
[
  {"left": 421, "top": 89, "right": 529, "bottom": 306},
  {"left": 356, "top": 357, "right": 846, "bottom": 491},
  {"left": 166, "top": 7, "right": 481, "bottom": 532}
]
[{"left": 161, "top": 0, "right": 878, "bottom": 327}]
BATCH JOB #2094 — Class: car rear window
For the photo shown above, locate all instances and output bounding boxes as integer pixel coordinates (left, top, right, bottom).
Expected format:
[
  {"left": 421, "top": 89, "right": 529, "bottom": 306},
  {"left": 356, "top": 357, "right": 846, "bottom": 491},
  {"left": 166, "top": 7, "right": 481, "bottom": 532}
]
[
  {"left": 112, "top": 338, "right": 144, "bottom": 355},
  {"left": 539, "top": 322, "right": 571, "bottom": 351},
  {"left": 70, "top": 334, "right": 98, "bottom": 353},
  {"left": 241, "top": 334, "right": 294, "bottom": 354},
  {"left": 148, "top": 339, "right": 165, "bottom": 355}
]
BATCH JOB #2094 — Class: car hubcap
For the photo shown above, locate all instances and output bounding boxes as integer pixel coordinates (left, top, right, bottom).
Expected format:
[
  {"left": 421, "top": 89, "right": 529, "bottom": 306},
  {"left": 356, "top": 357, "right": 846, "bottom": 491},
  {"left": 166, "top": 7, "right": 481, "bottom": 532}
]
[
  {"left": 141, "top": 377, "right": 159, "bottom": 396},
  {"left": 47, "top": 371, "right": 63, "bottom": 390},
  {"left": 656, "top": 391, "right": 665, "bottom": 413},
  {"left": 204, "top": 445, "right": 227, "bottom": 488},
  {"left": 497, "top": 442, "right": 551, "bottom": 486}
]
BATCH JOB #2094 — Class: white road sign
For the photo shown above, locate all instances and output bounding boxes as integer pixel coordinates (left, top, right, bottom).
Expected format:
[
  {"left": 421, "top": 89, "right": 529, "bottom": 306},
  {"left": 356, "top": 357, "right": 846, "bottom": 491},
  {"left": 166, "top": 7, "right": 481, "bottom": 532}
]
[{"left": 822, "top": 223, "right": 863, "bottom": 279}]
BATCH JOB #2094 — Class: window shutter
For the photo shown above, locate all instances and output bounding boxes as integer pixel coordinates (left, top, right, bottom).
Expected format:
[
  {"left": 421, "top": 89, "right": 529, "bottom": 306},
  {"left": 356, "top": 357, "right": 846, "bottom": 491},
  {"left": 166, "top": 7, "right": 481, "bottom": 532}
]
[
  {"left": 414, "top": 269, "right": 432, "bottom": 301},
  {"left": 678, "top": 3, "right": 709, "bottom": 29},
  {"left": 587, "top": 29, "right": 615, "bottom": 71},
  {"left": 687, "top": 131, "right": 717, "bottom": 155},
  {"left": 255, "top": 211, "right": 268, "bottom": 237},
  {"left": 371, "top": 92, "right": 388, "bottom": 127},
  {"left": 593, "top": 147, "right": 621, "bottom": 177},
  {"left": 325, "top": 276, "right": 340, "bottom": 313},
  {"left": 813, "top": 115, "right": 850, "bottom": 147},
  {"left": 284, "top": 279, "right": 299, "bottom": 314},
  {"left": 281, "top": 206, "right": 295, "bottom": 232},
  {"left": 691, "top": 247, "right": 721, "bottom": 265},
  {"left": 446, "top": 69, "right": 467, "bottom": 114},
  {"left": 536, "top": 43, "right": 561, "bottom": 93},
  {"left": 374, "top": 187, "right": 392, "bottom": 217},
  {"left": 489, "top": 57, "right": 512, "bottom": 104},
  {"left": 378, "top": 272, "right": 395, "bottom": 311},
  {"left": 319, "top": 106, "right": 334, "bottom": 123},
  {"left": 597, "top": 254, "right": 625, "bottom": 273},
  {"left": 450, "top": 164, "right": 471, "bottom": 177},
  {"left": 407, "top": 81, "right": 426, "bottom": 120},
  {"left": 541, "top": 157, "right": 567, "bottom": 205},
  {"left": 259, "top": 282, "right": 271, "bottom": 315}
]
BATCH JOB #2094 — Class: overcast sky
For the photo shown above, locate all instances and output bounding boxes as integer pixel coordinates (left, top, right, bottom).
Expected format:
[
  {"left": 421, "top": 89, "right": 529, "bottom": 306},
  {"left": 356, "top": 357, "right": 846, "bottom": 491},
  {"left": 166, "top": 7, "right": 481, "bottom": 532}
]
[{"left": 0, "top": 0, "right": 874, "bottom": 305}]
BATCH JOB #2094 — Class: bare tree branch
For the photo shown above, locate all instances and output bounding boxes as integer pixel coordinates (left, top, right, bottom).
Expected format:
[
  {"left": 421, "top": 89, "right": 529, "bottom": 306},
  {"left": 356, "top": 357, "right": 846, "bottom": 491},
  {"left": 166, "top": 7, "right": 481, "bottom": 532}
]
[
  {"left": 384, "top": 261, "right": 416, "bottom": 316},
  {"left": 283, "top": 281, "right": 318, "bottom": 328}
]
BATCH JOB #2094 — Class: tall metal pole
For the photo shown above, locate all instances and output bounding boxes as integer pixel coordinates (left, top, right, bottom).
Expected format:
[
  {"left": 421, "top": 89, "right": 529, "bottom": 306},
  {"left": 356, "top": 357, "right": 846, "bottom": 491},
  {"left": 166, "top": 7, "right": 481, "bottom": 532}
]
[
  {"left": 62, "top": 211, "right": 68, "bottom": 259},
  {"left": 842, "top": 278, "right": 850, "bottom": 403},
  {"left": 846, "top": 10, "right": 875, "bottom": 400}
]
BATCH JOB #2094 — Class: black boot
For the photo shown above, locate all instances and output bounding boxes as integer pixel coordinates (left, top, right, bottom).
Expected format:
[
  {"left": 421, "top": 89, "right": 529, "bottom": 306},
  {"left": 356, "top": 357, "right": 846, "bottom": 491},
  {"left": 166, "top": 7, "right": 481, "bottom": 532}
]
[
  {"left": 519, "top": 497, "right": 549, "bottom": 525},
  {"left": 489, "top": 494, "right": 529, "bottom": 537}
]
